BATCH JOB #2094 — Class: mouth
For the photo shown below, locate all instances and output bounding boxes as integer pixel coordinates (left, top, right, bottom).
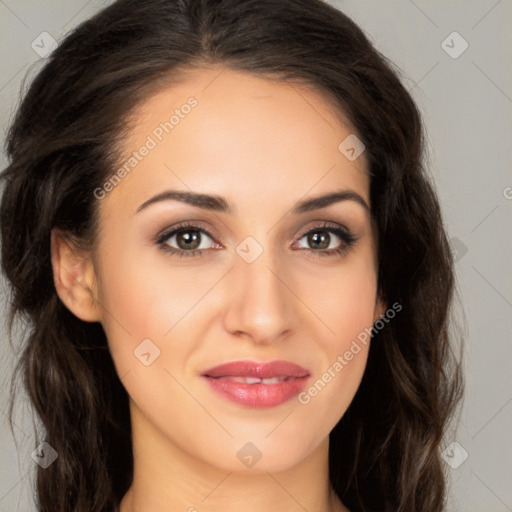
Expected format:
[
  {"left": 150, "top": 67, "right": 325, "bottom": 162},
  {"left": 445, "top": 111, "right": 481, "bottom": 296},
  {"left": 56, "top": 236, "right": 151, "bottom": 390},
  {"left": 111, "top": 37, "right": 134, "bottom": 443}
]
[
  {"left": 207, "top": 375, "right": 296, "bottom": 384},
  {"left": 201, "top": 360, "right": 310, "bottom": 408}
]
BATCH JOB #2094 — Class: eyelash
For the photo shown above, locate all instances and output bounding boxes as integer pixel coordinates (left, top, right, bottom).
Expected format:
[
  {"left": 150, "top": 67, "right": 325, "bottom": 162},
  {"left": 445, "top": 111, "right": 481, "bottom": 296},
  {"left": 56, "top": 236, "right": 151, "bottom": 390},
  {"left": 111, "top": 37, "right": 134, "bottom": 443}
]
[{"left": 154, "top": 221, "right": 358, "bottom": 258}]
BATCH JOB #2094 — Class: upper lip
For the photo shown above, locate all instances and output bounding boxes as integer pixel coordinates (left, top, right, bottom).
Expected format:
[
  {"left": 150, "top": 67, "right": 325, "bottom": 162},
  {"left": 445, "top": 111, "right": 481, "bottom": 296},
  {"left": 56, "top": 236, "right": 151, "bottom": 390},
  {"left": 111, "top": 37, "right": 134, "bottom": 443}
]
[{"left": 202, "top": 360, "right": 310, "bottom": 379}]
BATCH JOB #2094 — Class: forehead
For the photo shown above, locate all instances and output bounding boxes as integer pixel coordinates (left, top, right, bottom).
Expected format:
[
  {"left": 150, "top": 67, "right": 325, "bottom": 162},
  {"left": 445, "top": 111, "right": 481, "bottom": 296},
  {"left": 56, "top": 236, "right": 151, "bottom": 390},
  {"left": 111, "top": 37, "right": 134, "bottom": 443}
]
[{"left": 104, "top": 66, "right": 370, "bottom": 215}]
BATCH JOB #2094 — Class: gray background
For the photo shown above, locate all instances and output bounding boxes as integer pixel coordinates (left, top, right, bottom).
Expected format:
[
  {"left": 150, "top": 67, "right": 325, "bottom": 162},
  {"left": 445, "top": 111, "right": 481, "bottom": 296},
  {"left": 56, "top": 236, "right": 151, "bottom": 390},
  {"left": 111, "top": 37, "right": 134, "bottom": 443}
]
[{"left": 0, "top": 1, "right": 511, "bottom": 510}]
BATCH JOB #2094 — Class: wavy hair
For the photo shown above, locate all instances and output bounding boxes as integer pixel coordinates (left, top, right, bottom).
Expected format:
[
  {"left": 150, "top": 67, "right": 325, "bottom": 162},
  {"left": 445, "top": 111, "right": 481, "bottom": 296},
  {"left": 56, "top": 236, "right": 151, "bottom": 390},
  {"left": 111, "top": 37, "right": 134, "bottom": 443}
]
[{"left": 1, "top": 0, "right": 464, "bottom": 510}]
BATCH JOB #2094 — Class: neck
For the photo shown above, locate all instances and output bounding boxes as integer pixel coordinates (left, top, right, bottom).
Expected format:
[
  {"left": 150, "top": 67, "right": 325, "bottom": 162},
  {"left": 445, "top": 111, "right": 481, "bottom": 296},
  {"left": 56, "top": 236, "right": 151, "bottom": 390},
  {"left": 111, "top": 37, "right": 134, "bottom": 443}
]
[{"left": 119, "top": 400, "right": 349, "bottom": 512}]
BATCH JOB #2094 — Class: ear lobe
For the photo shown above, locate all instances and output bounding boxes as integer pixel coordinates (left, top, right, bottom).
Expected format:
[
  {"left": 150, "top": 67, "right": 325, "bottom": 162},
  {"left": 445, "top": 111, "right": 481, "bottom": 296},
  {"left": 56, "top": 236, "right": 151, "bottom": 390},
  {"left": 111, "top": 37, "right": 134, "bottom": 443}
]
[{"left": 51, "top": 228, "right": 102, "bottom": 322}]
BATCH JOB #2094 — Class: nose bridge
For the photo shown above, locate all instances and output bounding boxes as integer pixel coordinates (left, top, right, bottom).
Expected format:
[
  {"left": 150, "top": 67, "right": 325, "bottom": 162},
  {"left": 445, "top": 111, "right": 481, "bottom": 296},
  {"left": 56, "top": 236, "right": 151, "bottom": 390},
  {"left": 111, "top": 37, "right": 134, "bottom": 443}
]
[{"left": 223, "top": 238, "right": 294, "bottom": 343}]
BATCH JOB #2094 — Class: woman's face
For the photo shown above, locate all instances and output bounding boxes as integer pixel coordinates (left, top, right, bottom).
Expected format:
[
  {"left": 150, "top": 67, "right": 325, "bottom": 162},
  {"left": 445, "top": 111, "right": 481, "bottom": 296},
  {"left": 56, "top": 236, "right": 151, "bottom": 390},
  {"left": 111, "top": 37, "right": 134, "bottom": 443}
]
[{"left": 89, "top": 66, "right": 384, "bottom": 473}]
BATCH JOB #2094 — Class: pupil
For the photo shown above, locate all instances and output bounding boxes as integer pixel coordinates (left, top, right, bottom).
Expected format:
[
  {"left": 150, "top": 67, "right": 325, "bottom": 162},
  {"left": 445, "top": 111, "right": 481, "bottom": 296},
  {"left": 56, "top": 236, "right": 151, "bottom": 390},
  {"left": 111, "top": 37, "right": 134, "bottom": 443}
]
[
  {"left": 178, "top": 230, "right": 200, "bottom": 250},
  {"left": 309, "top": 231, "right": 329, "bottom": 250}
]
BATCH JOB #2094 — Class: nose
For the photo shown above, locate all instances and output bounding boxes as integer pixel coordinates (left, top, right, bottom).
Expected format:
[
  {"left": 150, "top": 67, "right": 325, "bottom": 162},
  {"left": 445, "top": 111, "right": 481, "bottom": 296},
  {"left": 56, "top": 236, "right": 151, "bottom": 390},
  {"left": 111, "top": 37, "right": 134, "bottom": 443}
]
[{"left": 222, "top": 244, "right": 296, "bottom": 346}]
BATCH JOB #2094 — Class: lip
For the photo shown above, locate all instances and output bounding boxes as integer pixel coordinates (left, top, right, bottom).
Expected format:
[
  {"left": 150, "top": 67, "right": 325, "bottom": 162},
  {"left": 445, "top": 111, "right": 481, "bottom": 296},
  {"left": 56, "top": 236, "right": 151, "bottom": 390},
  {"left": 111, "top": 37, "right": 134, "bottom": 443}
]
[{"left": 201, "top": 360, "right": 310, "bottom": 408}]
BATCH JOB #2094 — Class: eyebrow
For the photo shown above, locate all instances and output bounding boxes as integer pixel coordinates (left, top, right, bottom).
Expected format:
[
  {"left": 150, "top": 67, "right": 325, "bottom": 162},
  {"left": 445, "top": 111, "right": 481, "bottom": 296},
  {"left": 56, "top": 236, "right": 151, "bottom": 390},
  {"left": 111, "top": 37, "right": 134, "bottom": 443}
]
[{"left": 135, "top": 188, "right": 370, "bottom": 215}]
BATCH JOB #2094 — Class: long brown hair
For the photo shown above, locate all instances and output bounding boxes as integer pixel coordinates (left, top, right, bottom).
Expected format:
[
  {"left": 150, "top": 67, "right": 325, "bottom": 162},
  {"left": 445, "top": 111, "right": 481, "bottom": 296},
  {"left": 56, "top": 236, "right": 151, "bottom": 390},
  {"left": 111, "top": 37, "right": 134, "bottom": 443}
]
[{"left": 1, "top": 0, "right": 464, "bottom": 510}]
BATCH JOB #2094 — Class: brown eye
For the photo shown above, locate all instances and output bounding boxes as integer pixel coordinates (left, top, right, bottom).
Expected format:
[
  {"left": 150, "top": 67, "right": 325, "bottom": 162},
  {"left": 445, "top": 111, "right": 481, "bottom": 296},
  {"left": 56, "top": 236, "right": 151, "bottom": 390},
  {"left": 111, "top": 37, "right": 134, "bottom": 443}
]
[
  {"left": 306, "top": 230, "right": 331, "bottom": 250},
  {"left": 163, "top": 228, "right": 214, "bottom": 251},
  {"left": 174, "top": 229, "right": 202, "bottom": 250},
  {"left": 155, "top": 223, "right": 219, "bottom": 257},
  {"left": 293, "top": 224, "right": 357, "bottom": 257}
]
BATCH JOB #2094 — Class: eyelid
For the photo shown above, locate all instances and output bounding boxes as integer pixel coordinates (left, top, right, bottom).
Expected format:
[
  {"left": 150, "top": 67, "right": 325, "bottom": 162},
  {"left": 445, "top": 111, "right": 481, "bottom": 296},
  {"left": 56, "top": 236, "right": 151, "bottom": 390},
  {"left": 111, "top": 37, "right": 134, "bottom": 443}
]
[
  {"left": 293, "top": 221, "right": 357, "bottom": 250},
  {"left": 297, "top": 220, "right": 351, "bottom": 238},
  {"left": 154, "top": 219, "right": 358, "bottom": 257},
  {"left": 154, "top": 220, "right": 221, "bottom": 245},
  {"left": 155, "top": 220, "right": 349, "bottom": 243}
]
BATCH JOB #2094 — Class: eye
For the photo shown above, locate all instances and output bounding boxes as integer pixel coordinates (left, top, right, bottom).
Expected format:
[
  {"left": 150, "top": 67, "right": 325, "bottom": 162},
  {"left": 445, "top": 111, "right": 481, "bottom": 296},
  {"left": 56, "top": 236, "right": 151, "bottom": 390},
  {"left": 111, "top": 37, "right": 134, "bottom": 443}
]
[
  {"left": 155, "top": 221, "right": 357, "bottom": 258},
  {"left": 293, "top": 223, "right": 357, "bottom": 257},
  {"left": 155, "top": 222, "right": 218, "bottom": 257}
]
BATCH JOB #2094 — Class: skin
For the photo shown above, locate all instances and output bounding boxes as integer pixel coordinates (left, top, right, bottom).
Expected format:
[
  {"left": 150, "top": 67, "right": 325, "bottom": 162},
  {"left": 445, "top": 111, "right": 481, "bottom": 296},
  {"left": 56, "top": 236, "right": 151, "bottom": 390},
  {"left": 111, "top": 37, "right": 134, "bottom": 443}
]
[{"left": 51, "top": 64, "right": 385, "bottom": 512}]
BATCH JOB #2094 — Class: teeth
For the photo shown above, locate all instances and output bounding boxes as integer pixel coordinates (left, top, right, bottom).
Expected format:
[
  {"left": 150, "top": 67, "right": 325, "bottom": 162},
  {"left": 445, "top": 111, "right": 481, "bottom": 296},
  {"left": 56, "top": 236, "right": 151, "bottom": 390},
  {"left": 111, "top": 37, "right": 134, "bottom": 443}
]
[
  {"left": 261, "top": 377, "right": 284, "bottom": 384},
  {"left": 245, "top": 377, "right": 263, "bottom": 384},
  {"left": 216, "top": 376, "right": 288, "bottom": 384}
]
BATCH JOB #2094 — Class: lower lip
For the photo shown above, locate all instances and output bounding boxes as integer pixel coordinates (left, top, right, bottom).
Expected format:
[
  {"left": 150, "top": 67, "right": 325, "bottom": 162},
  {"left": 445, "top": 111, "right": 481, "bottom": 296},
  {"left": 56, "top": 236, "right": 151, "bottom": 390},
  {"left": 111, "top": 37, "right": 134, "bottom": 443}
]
[{"left": 202, "top": 376, "right": 310, "bottom": 408}]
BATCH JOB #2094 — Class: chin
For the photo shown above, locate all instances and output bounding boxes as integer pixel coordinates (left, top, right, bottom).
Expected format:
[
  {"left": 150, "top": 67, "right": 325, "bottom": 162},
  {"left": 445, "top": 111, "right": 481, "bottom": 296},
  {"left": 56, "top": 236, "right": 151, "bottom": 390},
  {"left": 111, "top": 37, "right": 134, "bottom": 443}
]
[{"left": 200, "top": 437, "right": 318, "bottom": 474}]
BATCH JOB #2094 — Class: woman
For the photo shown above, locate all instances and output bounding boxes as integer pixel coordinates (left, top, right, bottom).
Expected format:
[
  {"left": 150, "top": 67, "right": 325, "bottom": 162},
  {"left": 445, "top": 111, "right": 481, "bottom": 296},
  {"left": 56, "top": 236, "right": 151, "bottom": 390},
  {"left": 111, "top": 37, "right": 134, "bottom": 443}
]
[{"left": 0, "top": 0, "right": 464, "bottom": 510}]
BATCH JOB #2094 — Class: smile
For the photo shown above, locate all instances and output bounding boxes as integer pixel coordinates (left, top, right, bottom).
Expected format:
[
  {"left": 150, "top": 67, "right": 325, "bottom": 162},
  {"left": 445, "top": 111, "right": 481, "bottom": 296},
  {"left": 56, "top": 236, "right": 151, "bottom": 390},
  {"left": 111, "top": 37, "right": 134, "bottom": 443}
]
[{"left": 201, "top": 360, "right": 311, "bottom": 408}]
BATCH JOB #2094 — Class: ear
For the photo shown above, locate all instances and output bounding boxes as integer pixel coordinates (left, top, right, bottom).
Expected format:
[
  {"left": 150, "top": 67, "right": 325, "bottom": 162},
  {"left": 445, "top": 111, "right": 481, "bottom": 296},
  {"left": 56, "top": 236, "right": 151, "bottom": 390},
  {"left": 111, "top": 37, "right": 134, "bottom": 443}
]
[{"left": 50, "top": 228, "right": 102, "bottom": 322}]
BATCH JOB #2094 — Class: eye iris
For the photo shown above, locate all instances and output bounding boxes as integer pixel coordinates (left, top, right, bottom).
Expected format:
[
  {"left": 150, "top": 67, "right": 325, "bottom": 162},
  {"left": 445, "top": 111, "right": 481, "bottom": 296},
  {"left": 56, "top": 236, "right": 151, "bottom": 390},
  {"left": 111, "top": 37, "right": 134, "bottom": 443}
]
[
  {"left": 309, "top": 230, "right": 330, "bottom": 250},
  {"left": 177, "top": 230, "right": 201, "bottom": 250}
]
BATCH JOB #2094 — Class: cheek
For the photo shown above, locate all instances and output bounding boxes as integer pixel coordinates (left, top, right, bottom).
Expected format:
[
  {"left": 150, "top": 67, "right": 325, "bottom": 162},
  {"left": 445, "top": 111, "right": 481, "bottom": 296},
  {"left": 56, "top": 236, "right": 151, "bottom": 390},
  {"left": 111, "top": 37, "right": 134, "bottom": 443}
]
[
  {"left": 294, "top": 255, "right": 377, "bottom": 420},
  {"left": 94, "top": 237, "right": 223, "bottom": 375},
  {"left": 299, "top": 250, "right": 378, "bottom": 343}
]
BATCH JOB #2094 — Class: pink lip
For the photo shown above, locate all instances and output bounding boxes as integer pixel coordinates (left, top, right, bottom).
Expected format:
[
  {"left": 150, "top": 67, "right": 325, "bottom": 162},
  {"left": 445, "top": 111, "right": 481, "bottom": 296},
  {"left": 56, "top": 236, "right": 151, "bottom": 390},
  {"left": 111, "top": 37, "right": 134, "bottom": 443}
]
[{"left": 201, "top": 360, "right": 310, "bottom": 408}]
